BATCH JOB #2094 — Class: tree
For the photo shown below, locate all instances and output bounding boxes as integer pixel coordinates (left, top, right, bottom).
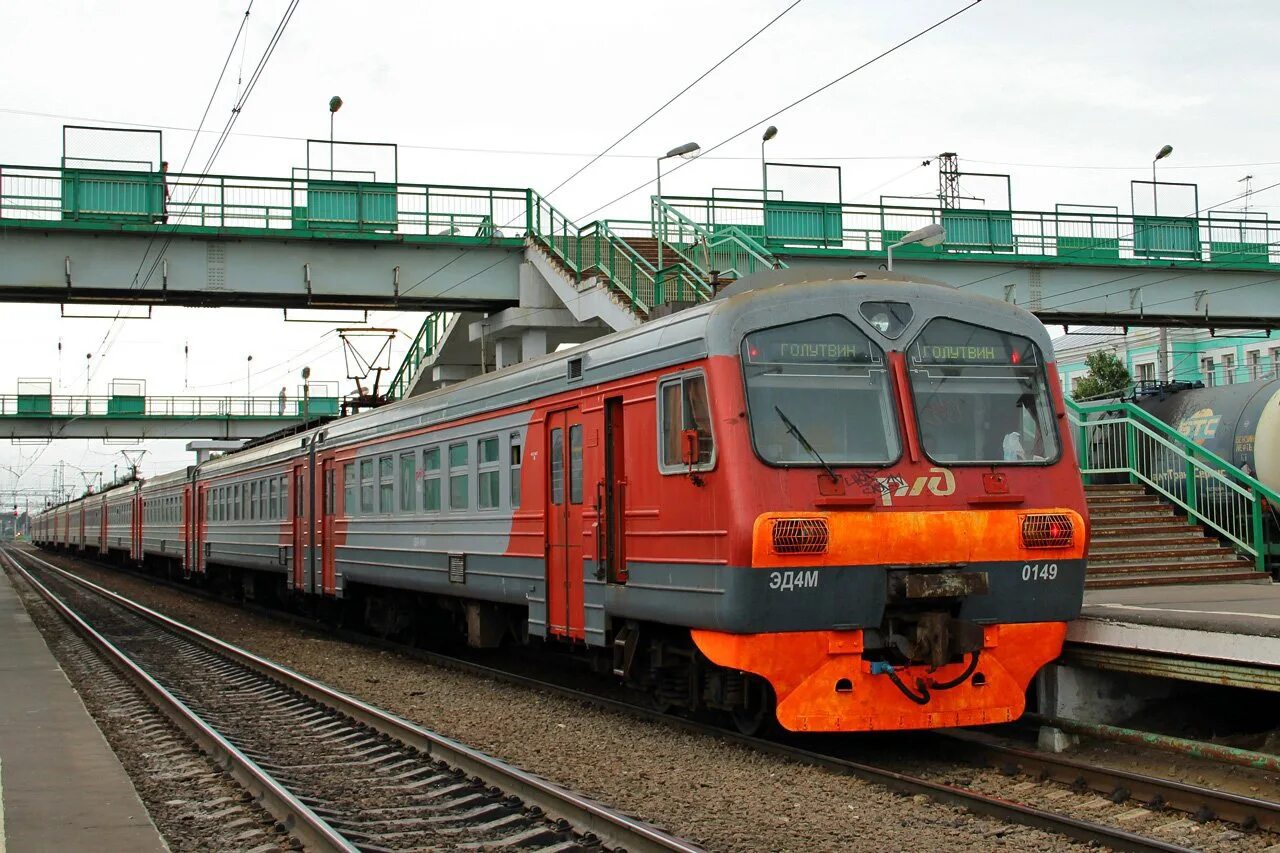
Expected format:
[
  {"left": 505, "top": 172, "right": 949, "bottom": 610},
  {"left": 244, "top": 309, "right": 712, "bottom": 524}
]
[{"left": 1071, "top": 350, "right": 1131, "bottom": 401}]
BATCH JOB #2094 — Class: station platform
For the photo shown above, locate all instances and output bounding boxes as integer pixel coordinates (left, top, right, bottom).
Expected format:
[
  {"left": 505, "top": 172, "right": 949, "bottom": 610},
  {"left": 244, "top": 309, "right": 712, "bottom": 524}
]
[
  {"left": 0, "top": 567, "right": 166, "bottom": 851},
  {"left": 1063, "top": 580, "right": 1280, "bottom": 692}
]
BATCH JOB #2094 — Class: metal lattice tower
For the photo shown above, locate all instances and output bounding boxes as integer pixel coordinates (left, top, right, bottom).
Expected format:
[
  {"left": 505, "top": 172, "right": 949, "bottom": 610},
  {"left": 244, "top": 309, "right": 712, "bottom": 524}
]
[{"left": 938, "top": 152, "right": 960, "bottom": 209}]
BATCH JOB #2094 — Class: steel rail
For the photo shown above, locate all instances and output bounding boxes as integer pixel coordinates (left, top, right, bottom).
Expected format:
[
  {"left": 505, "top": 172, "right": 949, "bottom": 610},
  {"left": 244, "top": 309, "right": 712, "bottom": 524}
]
[
  {"left": 0, "top": 548, "right": 358, "bottom": 853},
  {"left": 1, "top": 544, "right": 701, "bottom": 853},
  {"left": 940, "top": 728, "right": 1280, "bottom": 833}
]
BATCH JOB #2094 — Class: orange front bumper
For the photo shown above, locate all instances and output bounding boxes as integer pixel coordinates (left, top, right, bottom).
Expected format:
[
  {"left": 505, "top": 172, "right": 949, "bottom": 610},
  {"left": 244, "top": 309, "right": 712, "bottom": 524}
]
[{"left": 692, "top": 621, "right": 1066, "bottom": 732}]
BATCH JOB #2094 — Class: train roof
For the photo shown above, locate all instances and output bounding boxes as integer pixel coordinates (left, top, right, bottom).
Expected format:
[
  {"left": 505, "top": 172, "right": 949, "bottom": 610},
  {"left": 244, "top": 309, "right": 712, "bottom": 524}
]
[{"left": 198, "top": 270, "right": 1056, "bottom": 475}]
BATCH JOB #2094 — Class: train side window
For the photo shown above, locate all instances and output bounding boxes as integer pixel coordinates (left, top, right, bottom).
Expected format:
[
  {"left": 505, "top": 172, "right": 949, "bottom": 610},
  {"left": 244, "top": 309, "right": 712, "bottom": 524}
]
[
  {"left": 399, "top": 453, "right": 416, "bottom": 513},
  {"left": 259, "top": 479, "right": 269, "bottom": 519},
  {"left": 343, "top": 464, "right": 356, "bottom": 516},
  {"left": 250, "top": 482, "right": 258, "bottom": 520},
  {"left": 658, "top": 372, "right": 715, "bottom": 473},
  {"left": 449, "top": 443, "right": 469, "bottom": 510},
  {"left": 509, "top": 433, "right": 523, "bottom": 509},
  {"left": 569, "top": 424, "right": 584, "bottom": 504},
  {"left": 379, "top": 455, "right": 394, "bottom": 513},
  {"left": 423, "top": 447, "right": 441, "bottom": 512},
  {"left": 360, "top": 459, "right": 374, "bottom": 514},
  {"left": 233, "top": 484, "right": 242, "bottom": 522},
  {"left": 325, "top": 467, "right": 335, "bottom": 515},
  {"left": 550, "top": 428, "right": 564, "bottom": 505},
  {"left": 478, "top": 436, "right": 500, "bottom": 510},
  {"left": 269, "top": 478, "right": 279, "bottom": 519}
]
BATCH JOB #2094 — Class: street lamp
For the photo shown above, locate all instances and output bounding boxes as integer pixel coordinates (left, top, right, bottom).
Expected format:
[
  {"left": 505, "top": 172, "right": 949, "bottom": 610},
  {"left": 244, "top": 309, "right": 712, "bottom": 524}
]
[
  {"left": 1152, "top": 144, "right": 1173, "bottom": 216},
  {"left": 656, "top": 141, "right": 700, "bottom": 269},
  {"left": 886, "top": 223, "right": 945, "bottom": 271},
  {"left": 328, "top": 96, "right": 344, "bottom": 179},
  {"left": 246, "top": 354, "right": 253, "bottom": 401},
  {"left": 301, "top": 366, "right": 311, "bottom": 424},
  {"left": 761, "top": 126, "right": 778, "bottom": 198}
]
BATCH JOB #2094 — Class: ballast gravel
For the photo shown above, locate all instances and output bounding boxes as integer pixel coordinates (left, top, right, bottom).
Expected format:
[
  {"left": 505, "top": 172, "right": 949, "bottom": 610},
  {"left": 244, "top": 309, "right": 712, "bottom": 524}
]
[{"left": 35, "top": 551, "right": 1087, "bottom": 852}]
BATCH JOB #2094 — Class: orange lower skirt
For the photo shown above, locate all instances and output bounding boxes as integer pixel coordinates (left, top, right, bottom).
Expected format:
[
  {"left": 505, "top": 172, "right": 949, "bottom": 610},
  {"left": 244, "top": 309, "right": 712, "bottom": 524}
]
[{"left": 692, "top": 622, "right": 1066, "bottom": 732}]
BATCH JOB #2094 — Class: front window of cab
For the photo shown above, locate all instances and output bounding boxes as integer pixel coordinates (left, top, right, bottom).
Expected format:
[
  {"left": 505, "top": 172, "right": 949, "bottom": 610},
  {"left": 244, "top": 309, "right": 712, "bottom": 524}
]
[
  {"left": 741, "top": 315, "right": 901, "bottom": 465},
  {"left": 908, "top": 318, "right": 1060, "bottom": 464}
]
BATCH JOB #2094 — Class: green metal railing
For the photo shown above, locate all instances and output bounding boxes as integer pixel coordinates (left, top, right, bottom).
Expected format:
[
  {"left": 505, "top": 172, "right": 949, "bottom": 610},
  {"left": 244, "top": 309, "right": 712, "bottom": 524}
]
[
  {"left": 0, "top": 393, "right": 339, "bottom": 419},
  {"left": 1067, "top": 397, "right": 1277, "bottom": 571},
  {"left": 385, "top": 313, "right": 449, "bottom": 402},
  {"left": 0, "top": 164, "right": 528, "bottom": 243},
  {"left": 650, "top": 197, "right": 783, "bottom": 280},
  {"left": 665, "top": 194, "right": 1280, "bottom": 269}
]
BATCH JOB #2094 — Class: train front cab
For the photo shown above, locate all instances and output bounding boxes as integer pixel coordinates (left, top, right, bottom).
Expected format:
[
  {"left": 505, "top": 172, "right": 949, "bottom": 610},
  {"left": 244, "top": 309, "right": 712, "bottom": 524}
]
[{"left": 684, "top": 288, "right": 1088, "bottom": 732}]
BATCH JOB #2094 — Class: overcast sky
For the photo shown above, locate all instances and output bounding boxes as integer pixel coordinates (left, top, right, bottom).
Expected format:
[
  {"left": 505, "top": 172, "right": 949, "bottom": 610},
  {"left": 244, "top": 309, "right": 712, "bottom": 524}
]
[{"left": 3, "top": 0, "right": 1279, "bottom": 500}]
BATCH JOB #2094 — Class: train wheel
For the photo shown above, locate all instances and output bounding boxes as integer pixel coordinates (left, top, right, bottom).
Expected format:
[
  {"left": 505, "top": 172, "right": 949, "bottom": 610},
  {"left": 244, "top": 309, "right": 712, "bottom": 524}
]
[{"left": 731, "top": 677, "right": 777, "bottom": 737}]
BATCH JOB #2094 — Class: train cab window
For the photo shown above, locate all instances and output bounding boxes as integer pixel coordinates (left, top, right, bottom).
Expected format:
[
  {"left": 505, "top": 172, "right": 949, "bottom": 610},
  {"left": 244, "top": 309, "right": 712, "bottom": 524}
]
[
  {"left": 658, "top": 372, "right": 715, "bottom": 473},
  {"left": 378, "top": 456, "right": 394, "bottom": 513},
  {"left": 569, "top": 425, "right": 584, "bottom": 504},
  {"left": 509, "top": 434, "right": 523, "bottom": 509},
  {"left": 907, "top": 318, "right": 1060, "bottom": 465},
  {"left": 742, "top": 316, "right": 899, "bottom": 466},
  {"left": 343, "top": 464, "right": 356, "bottom": 516},
  {"left": 399, "top": 453, "right": 416, "bottom": 513},
  {"left": 325, "top": 468, "right": 336, "bottom": 515},
  {"left": 449, "top": 443, "right": 469, "bottom": 510},
  {"left": 423, "top": 448, "right": 441, "bottom": 512},
  {"left": 360, "top": 459, "right": 375, "bottom": 514}
]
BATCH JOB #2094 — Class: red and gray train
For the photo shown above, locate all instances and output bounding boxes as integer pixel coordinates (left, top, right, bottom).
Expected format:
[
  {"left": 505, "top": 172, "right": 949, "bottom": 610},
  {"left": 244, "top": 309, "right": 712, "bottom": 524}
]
[{"left": 33, "top": 267, "right": 1089, "bottom": 733}]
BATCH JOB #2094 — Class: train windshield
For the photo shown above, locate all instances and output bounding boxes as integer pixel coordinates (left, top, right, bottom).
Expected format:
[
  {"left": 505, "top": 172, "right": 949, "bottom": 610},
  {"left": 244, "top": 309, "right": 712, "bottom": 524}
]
[
  {"left": 907, "top": 318, "right": 1060, "bottom": 465},
  {"left": 741, "top": 315, "right": 901, "bottom": 465}
]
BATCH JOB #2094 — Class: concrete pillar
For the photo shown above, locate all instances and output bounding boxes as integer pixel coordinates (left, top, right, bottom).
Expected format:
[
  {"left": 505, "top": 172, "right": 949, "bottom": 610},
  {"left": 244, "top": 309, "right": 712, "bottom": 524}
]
[
  {"left": 1034, "top": 662, "right": 1176, "bottom": 751},
  {"left": 494, "top": 337, "right": 521, "bottom": 369},
  {"left": 522, "top": 328, "right": 548, "bottom": 360}
]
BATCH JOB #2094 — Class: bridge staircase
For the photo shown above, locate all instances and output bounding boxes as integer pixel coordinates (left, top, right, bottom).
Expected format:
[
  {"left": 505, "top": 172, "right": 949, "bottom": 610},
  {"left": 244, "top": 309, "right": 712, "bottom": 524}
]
[
  {"left": 1068, "top": 397, "right": 1277, "bottom": 588},
  {"left": 1084, "top": 484, "right": 1261, "bottom": 588}
]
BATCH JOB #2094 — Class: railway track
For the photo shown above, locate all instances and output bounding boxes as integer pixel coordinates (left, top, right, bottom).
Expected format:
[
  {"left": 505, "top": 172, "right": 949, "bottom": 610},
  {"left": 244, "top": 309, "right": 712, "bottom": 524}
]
[
  {"left": 0, "top": 545, "right": 700, "bottom": 853},
  {"left": 15, "top": 545, "right": 1279, "bottom": 853}
]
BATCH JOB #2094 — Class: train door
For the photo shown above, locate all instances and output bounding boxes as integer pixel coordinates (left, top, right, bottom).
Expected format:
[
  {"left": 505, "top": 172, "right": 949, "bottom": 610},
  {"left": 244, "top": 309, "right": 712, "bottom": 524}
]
[
  {"left": 319, "top": 456, "right": 336, "bottom": 595},
  {"left": 100, "top": 499, "right": 108, "bottom": 556},
  {"left": 183, "top": 488, "right": 193, "bottom": 573},
  {"left": 545, "top": 408, "right": 586, "bottom": 640},
  {"left": 291, "top": 461, "right": 308, "bottom": 593},
  {"left": 601, "top": 397, "right": 628, "bottom": 584},
  {"left": 77, "top": 504, "right": 85, "bottom": 551},
  {"left": 132, "top": 487, "right": 143, "bottom": 561},
  {"left": 194, "top": 485, "right": 209, "bottom": 574}
]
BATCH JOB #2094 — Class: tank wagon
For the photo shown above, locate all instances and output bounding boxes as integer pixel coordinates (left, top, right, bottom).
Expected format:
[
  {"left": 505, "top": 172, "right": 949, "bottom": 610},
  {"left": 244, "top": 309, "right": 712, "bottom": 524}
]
[{"left": 35, "top": 268, "right": 1089, "bottom": 733}]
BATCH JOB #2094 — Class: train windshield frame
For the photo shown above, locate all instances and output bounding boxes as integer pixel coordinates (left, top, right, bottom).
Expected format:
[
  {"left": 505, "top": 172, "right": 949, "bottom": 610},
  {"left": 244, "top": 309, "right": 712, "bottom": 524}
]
[
  {"left": 906, "top": 317, "right": 1061, "bottom": 466},
  {"left": 740, "top": 314, "right": 902, "bottom": 467}
]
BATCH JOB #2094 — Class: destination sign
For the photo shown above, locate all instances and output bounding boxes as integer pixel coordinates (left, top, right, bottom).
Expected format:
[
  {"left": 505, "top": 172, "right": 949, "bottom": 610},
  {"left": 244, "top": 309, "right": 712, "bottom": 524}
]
[
  {"left": 910, "top": 319, "right": 1039, "bottom": 366},
  {"left": 743, "top": 315, "right": 880, "bottom": 365}
]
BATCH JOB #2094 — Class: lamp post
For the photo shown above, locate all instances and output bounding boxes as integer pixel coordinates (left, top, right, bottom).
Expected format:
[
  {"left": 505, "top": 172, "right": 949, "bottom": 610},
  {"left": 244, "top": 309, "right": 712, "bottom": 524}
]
[
  {"left": 1152, "top": 144, "right": 1173, "bottom": 216},
  {"left": 246, "top": 354, "right": 253, "bottom": 402},
  {"left": 656, "top": 141, "right": 700, "bottom": 269},
  {"left": 328, "top": 96, "right": 343, "bottom": 179},
  {"left": 761, "top": 125, "right": 778, "bottom": 199},
  {"left": 84, "top": 352, "right": 92, "bottom": 413},
  {"left": 886, "top": 223, "right": 945, "bottom": 271},
  {"left": 301, "top": 366, "right": 311, "bottom": 424}
]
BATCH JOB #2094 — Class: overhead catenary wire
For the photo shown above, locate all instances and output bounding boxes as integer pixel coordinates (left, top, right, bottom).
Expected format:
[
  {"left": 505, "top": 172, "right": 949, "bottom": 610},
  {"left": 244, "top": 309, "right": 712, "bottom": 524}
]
[
  {"left": 539, "top": 0, "right": 805, "bottom": 202},
  {"left": 90, "top": 0, "right": 301, "bottom": 383},
  {"left": 87, "top": 1, "right": 256, "bottom": 376},
  {"left": 574, "top": 0, "right": 986, "bottom": 221}
]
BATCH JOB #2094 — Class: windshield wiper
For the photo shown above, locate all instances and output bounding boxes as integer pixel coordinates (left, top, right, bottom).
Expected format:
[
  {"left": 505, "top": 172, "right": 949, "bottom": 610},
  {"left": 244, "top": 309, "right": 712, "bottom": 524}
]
[{"left": 774, "top": 405, "right": 838, "bottom": 481}]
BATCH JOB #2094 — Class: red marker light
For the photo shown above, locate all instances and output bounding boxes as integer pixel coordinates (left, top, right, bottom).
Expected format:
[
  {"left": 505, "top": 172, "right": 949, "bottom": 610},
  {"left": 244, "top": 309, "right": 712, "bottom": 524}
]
[
  {"left": 1048, "top": 521, "right": 1063, "bottom": 540},
  {"left": 748, "top": 346, "right": 760, "bottom": 358},
  {"left": 1010, "top": 350, "right": 1022, "bottom": 365}
]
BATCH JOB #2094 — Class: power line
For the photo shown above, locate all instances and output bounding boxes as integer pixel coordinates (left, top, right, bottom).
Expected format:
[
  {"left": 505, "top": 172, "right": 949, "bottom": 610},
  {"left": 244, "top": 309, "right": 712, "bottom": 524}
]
[
  {"left": 540, "top": 0, "right": 805, "bottom": 201},
  {"left": 575, "top": 0, "right": 985, "bottom": 221},
  {"left": 0, "top": 105, "right": 927, "bottom": 163},
  {"left": 88, "top": 2, "right": 256, "bottom": 375}
]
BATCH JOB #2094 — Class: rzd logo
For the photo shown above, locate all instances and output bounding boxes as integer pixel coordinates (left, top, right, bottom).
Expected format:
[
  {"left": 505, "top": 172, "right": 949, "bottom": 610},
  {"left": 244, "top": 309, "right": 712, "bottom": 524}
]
[{"left": 870, "top": 467, "right": 956, "bottom": 506}]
